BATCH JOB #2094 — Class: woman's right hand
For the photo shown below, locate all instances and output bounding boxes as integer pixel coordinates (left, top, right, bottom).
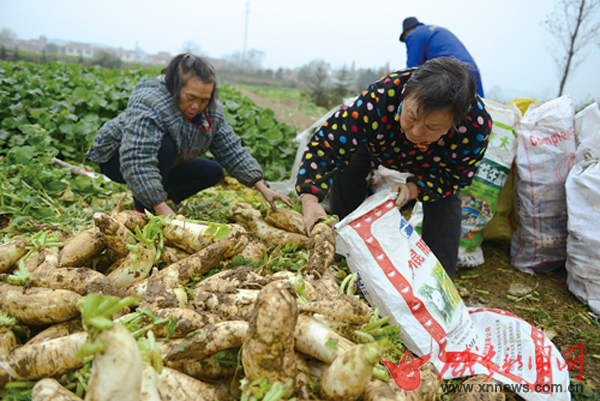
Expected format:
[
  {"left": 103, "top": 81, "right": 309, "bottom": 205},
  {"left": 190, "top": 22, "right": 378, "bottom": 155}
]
[
  {"left": 301, "top": 194, "right": 328, "bottom": 236},
  {"left": 153, "top": 202, "right": 176, "bottom": 217}
]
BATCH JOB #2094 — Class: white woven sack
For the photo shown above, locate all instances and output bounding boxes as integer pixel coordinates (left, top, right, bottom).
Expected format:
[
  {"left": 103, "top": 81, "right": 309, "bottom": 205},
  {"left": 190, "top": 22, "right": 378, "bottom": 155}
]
[
  {"left": 565, "top": 103, "right": 600, "bottom": 315},
  {"left": 511, "top": 96, "right": 576, "bottom": 274}
]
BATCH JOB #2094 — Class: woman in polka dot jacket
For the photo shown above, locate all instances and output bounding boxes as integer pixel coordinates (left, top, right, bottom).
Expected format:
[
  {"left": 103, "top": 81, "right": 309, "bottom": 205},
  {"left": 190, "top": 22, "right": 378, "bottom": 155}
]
[{"left": 296, "top": 57, "right": 492, "bottom": 278}]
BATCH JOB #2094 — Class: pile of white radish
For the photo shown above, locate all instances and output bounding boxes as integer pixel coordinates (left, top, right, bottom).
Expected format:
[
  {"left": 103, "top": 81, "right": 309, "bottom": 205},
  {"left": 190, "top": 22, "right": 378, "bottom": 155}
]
[{"left": 0, "top": 193, "right": 489, "bottom": 401}]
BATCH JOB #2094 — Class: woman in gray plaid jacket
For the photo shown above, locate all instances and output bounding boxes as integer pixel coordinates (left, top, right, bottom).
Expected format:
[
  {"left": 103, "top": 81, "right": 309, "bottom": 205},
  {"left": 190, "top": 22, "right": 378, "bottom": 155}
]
[{"left": 86, "top": 54, "right": 293, "bottom": 216}]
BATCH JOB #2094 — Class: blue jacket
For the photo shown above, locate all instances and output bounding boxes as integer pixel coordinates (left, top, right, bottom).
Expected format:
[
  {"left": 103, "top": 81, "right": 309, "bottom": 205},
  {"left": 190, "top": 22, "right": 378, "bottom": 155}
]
[{"left": 405, "top": 24, "right": 484, "bottom": 97}]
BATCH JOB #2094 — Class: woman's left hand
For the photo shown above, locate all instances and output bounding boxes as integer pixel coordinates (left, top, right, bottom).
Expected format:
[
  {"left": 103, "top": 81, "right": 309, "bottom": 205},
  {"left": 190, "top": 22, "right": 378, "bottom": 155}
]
[
  {"left": 254, "top": 180, "right": 294, "bottom": 209},
  {"left": 392, "top": 182, "right": 419, "bottom": 208}
]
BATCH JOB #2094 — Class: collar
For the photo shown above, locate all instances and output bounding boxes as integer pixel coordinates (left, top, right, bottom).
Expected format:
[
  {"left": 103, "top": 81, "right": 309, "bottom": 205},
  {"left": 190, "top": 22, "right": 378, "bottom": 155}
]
[{"left": 184, "top": 109, "right": 213, "bottom": 131}]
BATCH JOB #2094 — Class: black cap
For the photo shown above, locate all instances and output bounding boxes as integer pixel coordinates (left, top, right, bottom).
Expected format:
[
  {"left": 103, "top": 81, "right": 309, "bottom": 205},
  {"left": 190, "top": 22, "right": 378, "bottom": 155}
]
[{"left": 399, "top": 17, "right": 423, "bottom": 42}]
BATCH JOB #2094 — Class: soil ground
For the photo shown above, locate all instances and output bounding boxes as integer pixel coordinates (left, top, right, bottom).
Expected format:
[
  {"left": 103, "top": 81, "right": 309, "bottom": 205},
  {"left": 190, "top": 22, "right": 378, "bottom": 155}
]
[
  {"left": 236, "top": 86, "right": 600, "bottom": 395},
  {"left": 235, "top": 87, "right": 321, "bottom": 132}
]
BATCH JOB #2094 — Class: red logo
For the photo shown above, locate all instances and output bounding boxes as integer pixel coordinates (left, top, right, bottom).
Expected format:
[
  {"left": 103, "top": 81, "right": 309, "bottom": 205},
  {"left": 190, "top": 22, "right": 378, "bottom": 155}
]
[
  {"left": 560, "top": 344, "right": 584, "bottom": 381},
  {"left": 382, "top": 351, "right": 432, "bottom": 391}
]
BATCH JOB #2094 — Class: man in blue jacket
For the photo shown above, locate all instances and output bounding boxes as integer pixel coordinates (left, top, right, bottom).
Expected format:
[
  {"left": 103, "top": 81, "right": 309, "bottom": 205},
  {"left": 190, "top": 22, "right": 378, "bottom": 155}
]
[{"left": 400, "top": 17, "right": 485, "bottom": 97}]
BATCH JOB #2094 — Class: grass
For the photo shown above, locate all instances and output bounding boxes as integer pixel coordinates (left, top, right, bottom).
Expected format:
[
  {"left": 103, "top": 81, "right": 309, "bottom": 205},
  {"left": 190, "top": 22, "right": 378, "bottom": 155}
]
[{"left": 233, "top": 83, "right": 328, "bottom": 117}]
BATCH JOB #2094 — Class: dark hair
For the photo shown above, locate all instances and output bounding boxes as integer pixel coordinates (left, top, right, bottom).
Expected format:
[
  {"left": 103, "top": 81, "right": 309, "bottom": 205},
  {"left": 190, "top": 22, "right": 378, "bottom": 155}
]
[
  {"left": 162, "top": 53, "right": 218, "bottom": 109},
  {"left": 403, "top": 57, "right": 476, "bottom": 126}
]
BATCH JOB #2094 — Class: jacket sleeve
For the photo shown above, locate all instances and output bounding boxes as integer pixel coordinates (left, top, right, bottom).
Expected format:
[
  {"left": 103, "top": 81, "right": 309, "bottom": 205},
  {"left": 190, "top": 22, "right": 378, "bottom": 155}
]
[
  {"left": 208, "top": 103, "right": 264, "bottom": 187},
  {"left": 294, "top": 77, "right": 397, "bottom": 201},
  {"left": 407, "top": 96, "right": 492, "bottom": 202},
  {"left": 119, "top": 100, "right": 168, "bottom": 209}
]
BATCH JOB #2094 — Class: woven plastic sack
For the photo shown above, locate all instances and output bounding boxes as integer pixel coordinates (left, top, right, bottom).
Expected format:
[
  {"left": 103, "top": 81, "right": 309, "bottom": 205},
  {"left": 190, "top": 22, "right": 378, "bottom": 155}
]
[
  {"left": 511, "top": 96, "right": 576, "bottom": 274},
  {"left": 456, "top": 99, "right": 520, "bottom": 267},
  {"left": 566, "top": 102, "right": 600, "bottom": 315}
]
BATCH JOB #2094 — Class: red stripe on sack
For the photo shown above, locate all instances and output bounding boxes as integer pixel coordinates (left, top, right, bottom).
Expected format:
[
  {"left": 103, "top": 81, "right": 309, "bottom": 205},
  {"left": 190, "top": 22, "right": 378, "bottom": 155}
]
[{"left": 349, "top": 200, "right": 447, "bottom": 344}]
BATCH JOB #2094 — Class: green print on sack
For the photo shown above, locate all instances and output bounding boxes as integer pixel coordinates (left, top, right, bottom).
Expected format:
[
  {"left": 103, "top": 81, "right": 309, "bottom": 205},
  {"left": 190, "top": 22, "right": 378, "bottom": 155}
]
[{"left": 459, "top": 158, "right": 510, "bottom": 251}]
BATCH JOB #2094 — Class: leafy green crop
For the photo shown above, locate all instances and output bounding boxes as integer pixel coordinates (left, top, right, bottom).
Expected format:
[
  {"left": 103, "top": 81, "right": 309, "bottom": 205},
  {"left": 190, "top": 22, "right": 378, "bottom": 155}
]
[
  {"left": 0, "top": 61, "right": 157, "bottom": 162},
  {"left": 220, "top": 85, "right": 298, "bottom": 181},
  {"left": 0, "top": 60, "right": 298, "bottom": 181},
  {"left": 0, "top": 124, "right": 128, "bottom": 232}
]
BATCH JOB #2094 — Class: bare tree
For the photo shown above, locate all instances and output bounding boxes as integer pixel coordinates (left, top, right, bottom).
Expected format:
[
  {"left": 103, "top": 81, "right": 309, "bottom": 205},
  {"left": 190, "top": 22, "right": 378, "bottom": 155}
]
[
  {"left": 332, "top": 65, "right": 355, "bottom": 101},
  {"left": 308, "top": 60, "right": 332, "bottom": 108},
  {"left": 544, "top": 0, "right": 600, "bottom": 96},
  {"left": 180, "top": 41, "right": 203, "bottom": 56},
  {"left": 222, "top": 48, "right": 265, "bottom": 72}
]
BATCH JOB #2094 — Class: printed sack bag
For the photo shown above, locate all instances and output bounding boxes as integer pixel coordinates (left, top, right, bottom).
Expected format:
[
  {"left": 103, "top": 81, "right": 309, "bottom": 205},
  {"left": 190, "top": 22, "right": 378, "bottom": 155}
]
[
  {"left": 511, "top": 96, "right": 576, "bottom": 273},
  {"left": 566, "top": 102, "right": 600, "bottom": 315},
  {"left": 336, "top": 191, "right": 570, "bottom": 401}
]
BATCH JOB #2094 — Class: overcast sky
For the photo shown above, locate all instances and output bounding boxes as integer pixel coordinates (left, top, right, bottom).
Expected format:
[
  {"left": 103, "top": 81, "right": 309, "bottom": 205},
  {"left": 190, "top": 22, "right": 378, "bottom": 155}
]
[{"left": 1, "top": 0, "right": 599, "bottom": 109}]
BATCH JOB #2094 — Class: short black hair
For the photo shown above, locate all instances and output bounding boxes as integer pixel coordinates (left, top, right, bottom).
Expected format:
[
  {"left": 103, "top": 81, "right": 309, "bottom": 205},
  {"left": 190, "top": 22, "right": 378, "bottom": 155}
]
[
  {"left": 403, "top": 57, "right": 476, "bottom": 126},
  {"left": 162, "top": 53, "right": 218, "bottom": 109}
]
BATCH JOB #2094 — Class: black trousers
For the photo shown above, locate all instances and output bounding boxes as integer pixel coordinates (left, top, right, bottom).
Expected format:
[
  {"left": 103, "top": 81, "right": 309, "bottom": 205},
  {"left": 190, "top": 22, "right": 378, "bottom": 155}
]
[
  {"left": 329, "top": 146, "right": 461, "bottom": 279},
  {"left": 100, "top": 135, "right": 224, "bottom": 213}
]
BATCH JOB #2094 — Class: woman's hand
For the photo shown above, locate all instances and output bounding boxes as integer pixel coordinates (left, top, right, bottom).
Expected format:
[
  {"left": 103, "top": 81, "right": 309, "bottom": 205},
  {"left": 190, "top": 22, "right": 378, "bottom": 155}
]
[
  {"left": 153, "top": 202, "right": 176, "bottom": 217},
  {"left": 392, "top": 182, "right": 419, "bottom": 208},
  {"left": 301, "top": 193, "right": 328, "bottom": 236},
  {"left": 254, "top": 180, "right": 294, "bottom": 209}
]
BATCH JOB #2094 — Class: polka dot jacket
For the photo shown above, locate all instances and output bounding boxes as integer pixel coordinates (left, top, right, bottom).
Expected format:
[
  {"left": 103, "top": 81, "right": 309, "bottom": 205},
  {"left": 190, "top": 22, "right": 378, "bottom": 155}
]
[{"left": 295, "top": 69, "right": 492, "bottom": 203}]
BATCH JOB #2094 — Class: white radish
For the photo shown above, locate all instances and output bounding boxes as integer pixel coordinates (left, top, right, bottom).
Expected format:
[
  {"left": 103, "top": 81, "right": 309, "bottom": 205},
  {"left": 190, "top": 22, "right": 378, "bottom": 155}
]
[
  {"left": 0, "top": 330, "right": 16, "bottom": 355},
  {"left": 163, "top": 219, "right": 213, "bottom": 254},
  {"left": 231, "top": 203, "right": 309, "bottom": 248},
  {"left": 140, "top": 363, "right": 161, "bottom": 401},
  {"left": 166, "top": 358, "right": 236, "bottom": 380},
  {"left": 59, "top": 227, "right": 106, "bottom": 267},
  {"left": 107, "top": 242, "right": 156, "bottom": 289},
  {"left": 307, "top": 267, "right": 341, "bottom": 300},
  {"left": 0, "top": 283, "right": 81, "bottom": 325},
  {"left": 0, "top": 331, "right": 88, "bottom": 387},
  {"left": 264, "top": 207, "right": 307, "bottom": 235},
  {"left": 123, "top": 231, "right": 245, "bottom": 298},
  {"left": 114, "top": 210, "right": 148, "bottom": 233},
  {"left": 28, "top": 267, "right": 120, "bottom": 296},
  {"left": 31, "top": 377, "right": 83, "bottom": 401},
  {"left": 0, "top": 238, "right": 27, "bottom": 273},
  {"left": 84, "top": 322, "right": 143, "bottom": 401},
  {"left": 305, "top": 222, "right": 336, "bottom": 277},
  {"left": 173, "top": 286, "right": 188, "bottom": 307},
  {"left": 156, "top": 366, "right": 229, "bottom": 401},
  {"left": 319, "top": 341, "right": 387, "bottom": 401},
  {"left": 191, "top": 265, "right": 267, "bottom": 293},
  {"left": 242, "top": 281, "right": 298, "bottom": 384},
  {"left": 26, "top": 319, "right": 81, "bottom": 345},
  {"left": 93, "top": 212, "right": 136, "bottom": 260},
  {"left": 298, "top": 294, "right": 373, "bottom": 324},
  {"left": 363, "top": 379, "right": 397, "bottom": 401},
  {"left": 294, "top": 313, "right": 355, "bottom": 364},
  {"left": 164, "top": 320, "right": 248, "bottom": 362},
  {"left": 192, "top": 289, "right": 259, "bottom": 321},
  {"left": 137, "top": 307, "right": 219, "bottom": 339},
  {"left": 159, "top": 245, "right": 190, "bottom": 265}
]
